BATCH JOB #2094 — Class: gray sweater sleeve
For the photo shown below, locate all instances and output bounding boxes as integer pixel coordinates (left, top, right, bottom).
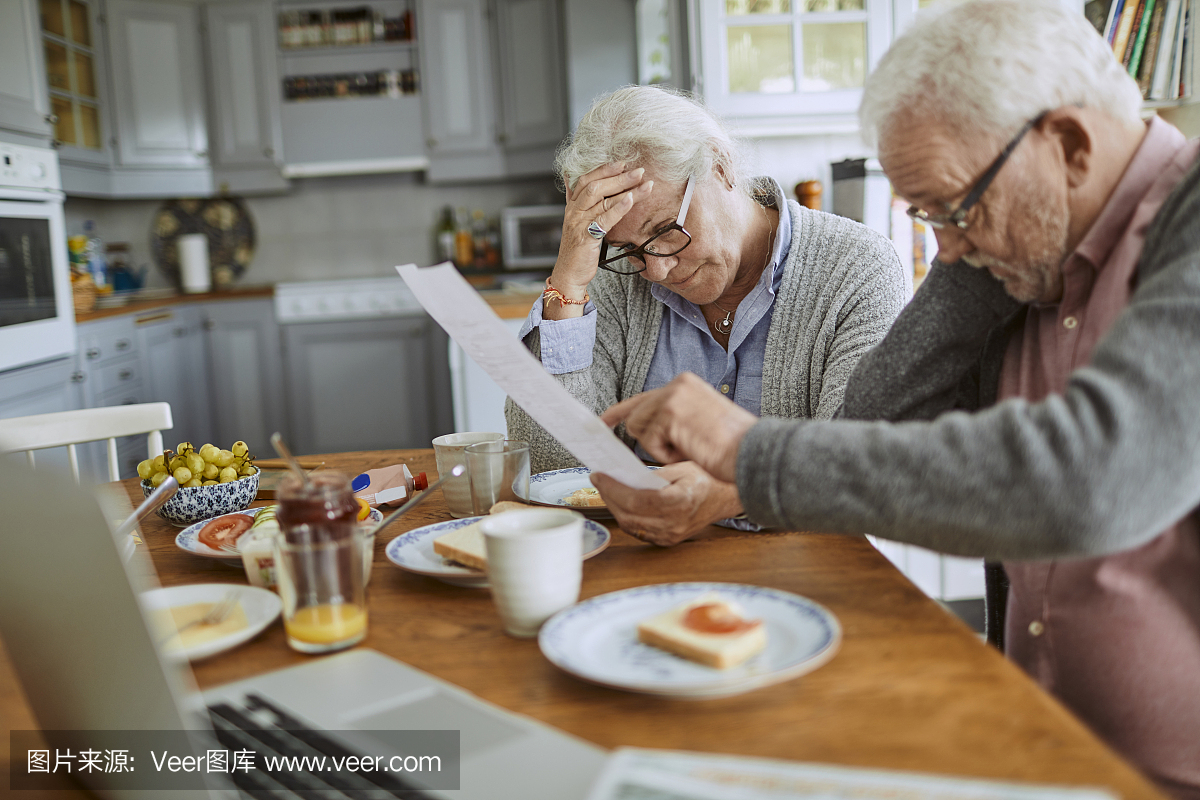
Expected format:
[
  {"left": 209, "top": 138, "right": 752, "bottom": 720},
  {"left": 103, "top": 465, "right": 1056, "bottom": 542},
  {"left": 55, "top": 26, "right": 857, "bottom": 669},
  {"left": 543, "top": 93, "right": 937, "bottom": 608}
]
[{"left": 738, "top": 166, "right": 1200, "bottom": 560}]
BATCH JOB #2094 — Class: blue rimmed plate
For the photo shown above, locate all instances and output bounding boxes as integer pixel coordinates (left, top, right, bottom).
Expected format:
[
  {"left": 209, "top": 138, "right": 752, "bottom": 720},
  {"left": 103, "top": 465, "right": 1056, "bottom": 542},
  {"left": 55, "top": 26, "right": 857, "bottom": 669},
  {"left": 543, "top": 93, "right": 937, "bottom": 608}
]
[
  {"left": 528, "top": 466, "right": 661, "bottom": 519},
  {"left": 385, "top": 515, "right": 611, "bottom": 588},
  {"left": 176, "top": 507, "right": 382, "bottom": 562},
  {"left": 538, "top": 582, "right": 840, "bottom": 698}
]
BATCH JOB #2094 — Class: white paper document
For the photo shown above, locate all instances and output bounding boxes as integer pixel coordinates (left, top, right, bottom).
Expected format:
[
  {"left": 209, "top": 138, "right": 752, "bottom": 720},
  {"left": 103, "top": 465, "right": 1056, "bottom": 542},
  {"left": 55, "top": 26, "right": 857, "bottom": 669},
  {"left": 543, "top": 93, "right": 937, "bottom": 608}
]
[
  {"left": 587, "top": 749, "right": 1118, "bottom": 800},
  {"left": 397, "top": 263, "right": 667, "bottom": 490}
]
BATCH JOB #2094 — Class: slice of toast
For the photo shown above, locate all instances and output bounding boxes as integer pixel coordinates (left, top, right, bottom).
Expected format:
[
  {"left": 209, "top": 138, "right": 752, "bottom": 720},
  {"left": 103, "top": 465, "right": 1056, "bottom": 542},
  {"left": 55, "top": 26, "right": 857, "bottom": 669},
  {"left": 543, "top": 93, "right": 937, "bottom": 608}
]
[
  {"left": 432, "top": 521, "right": 487, "bottom": 571},
  {"left": 636, "top": 591, "right": 767, "bottom": 669},
  {"left": 562, "top": 487, "right": 604, "bottom": 508}
]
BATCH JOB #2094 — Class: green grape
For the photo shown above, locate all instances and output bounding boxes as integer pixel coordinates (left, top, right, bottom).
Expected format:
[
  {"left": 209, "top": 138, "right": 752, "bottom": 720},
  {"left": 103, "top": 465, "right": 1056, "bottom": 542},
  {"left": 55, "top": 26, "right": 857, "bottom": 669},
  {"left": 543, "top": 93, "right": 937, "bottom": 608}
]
[
  {"left": 231, "top": 441, "right": 249, "bottom": 459},
  {"left": 186, "top": 452, "right": 204, "bottom": 475},
  {"left": 239, "top": 463, "right": 257, "bottom": 477},
  {"left": 176, "top": 442, "right": 193, "bottom": 456},
  {"left": 137, "top": 459, "right": 154, "bottom": 480},
  {"left": 184, "top": 478, "right": 202, "bottom": 488},
  {"left": 213, "top": 449, "right": 235, "bottom": 468},
  {"left": 152, "top": 454, "right": 166, "bottom": 471},
  {"left": 150, "top": 471, "right": 168, "bottom": 488},
  {"left": 202, "top": 480, "right": 218, "bottom": 486},
  {"left": 168, "top": 455, "right": 186, "bottom": 472},
  {"left": 203, "top": 462, "right": 219, "bottom": 480},
  {"left": 218, "top": 466, "right": 238, "bottom": 483},
  {"left": 173, "top": 466, "right": 193, "bottom": 484},
  {"left": 198, "top": 443, "right": 219, "bottom": 461}
]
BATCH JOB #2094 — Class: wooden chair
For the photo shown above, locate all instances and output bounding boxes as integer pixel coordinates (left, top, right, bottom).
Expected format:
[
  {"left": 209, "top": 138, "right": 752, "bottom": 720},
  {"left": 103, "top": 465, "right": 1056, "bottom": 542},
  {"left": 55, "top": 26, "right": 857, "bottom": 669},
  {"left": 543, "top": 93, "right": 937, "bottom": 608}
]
[{"left": 0, "top": 403, "right": 173, "bottom": 483}]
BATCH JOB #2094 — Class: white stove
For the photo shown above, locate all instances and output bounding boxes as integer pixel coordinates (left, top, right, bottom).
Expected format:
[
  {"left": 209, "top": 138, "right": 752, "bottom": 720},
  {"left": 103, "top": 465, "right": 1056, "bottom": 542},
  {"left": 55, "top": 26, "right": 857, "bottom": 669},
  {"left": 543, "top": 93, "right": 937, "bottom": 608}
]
[{"left": 274, "top": 277, "right": 423, "bottom": 324}]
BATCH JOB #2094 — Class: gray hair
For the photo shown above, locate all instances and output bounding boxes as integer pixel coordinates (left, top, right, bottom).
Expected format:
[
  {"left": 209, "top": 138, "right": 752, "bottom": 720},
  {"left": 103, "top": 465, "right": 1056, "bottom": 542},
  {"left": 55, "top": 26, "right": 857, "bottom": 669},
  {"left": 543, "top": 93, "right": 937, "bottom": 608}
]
[
  {"left": 859, "top": 0, "right": 1143, "bottom": 147},
  {"left": 555, "top": 85, "right": 750, "bottom": 193}
]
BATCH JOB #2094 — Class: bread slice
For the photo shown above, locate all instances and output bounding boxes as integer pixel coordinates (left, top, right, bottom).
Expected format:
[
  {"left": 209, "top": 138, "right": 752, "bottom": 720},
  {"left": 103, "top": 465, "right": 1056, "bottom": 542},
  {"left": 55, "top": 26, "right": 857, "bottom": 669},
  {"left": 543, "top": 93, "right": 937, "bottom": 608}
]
[
  {"left": 489, "top": 500, "right": 530, "bottom": 514},
  {"left": 562, "top": 487, "right": 604, "bottom": 508},
  {"left": 432, "top": 521, "right": 487, "bottom": 571},
  {"left": 637, "top": 592, "right": 767, "bottom": 669}
]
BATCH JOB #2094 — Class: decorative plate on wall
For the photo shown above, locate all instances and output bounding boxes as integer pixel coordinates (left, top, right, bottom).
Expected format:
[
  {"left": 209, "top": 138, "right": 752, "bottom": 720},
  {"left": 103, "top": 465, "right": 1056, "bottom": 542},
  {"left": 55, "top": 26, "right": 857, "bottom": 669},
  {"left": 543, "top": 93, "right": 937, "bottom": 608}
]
[{"left": 150, "top": 197, "right": 256, "bottom": 289}]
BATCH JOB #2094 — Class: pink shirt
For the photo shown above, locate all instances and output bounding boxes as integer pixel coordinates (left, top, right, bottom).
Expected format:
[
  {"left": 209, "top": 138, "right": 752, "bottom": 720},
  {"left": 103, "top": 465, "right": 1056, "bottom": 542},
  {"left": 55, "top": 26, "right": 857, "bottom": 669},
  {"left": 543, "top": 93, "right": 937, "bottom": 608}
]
[{"left": 999, "top": 117, "right": 1200, "bottom": 799}]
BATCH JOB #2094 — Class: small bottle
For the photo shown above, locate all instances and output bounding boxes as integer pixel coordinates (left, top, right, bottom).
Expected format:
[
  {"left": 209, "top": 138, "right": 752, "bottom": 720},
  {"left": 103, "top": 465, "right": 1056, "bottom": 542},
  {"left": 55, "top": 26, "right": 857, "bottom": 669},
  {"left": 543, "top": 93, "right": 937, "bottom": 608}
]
[
  {"left": 471, "top": 209, "right": 488, "bottom": 269},
  {"left": 83, "top": 220, "right": 109, "bottom": 293},
  {"left": 454, "top": 207, "right": 474, "bottom": 268},
  {"left": 436, "top": 206, "right": 456, "bottom": 264}
]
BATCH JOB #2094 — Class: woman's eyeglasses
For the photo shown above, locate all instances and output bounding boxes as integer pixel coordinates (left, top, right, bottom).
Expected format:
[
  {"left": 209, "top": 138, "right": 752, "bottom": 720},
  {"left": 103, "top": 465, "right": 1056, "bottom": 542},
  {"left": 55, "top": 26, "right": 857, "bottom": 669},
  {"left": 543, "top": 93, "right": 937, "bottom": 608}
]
[{"left": 598, "top": 174, "right": 695, "bottom": 275}]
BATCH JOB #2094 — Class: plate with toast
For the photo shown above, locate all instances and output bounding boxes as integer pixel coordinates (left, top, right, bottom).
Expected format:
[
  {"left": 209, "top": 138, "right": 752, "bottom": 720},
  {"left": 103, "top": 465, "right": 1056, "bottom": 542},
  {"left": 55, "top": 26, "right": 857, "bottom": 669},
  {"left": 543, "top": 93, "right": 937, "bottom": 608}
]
[
  {"left": 385, "top": 514, "right": 612, "bottom": 587},
  {"left": 528, "top": 466, "right": 661, "bottom": 518},
  {"left": 538, "top": 582, "right": 840, "bottom": 698}
]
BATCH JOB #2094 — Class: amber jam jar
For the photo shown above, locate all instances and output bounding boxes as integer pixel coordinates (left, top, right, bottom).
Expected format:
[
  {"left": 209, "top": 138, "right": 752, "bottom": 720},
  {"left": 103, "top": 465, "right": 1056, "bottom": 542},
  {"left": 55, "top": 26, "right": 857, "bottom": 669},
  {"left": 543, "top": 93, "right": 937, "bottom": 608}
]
[{"left": 277, "top": 471, "right": 360, "bottom": 544}]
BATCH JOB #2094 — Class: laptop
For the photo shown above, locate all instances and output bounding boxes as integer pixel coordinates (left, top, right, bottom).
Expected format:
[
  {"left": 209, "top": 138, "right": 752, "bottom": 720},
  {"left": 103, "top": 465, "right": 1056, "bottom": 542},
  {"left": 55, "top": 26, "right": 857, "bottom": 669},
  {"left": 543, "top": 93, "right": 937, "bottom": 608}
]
[{"left": 0, "top": 459, "right": 606, "bottom": 799}]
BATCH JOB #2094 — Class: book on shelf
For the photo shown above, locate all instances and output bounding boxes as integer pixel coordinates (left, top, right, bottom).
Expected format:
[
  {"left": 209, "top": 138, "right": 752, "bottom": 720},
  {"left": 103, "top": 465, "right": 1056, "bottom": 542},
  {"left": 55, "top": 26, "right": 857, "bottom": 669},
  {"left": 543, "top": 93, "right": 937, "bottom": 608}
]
[
  {"left": 1113, "top": 0, "right": 1144, "bottom": 61},
  {"left": 1086, "top": 0, "right": 1118, "bottom": 37},
  {"left": 1128, "top": 0, "right": 1158, "bottom": 75},
  {"left": 1105, "top": 0, "right": 1127, "bottom": 42},
  {"left": 1138, "top": 0, "right": 1168, "bottom": 93},
  {"left": 1171, "top": 0, "right": 1188, "bottom": 97},
  {"left": 1150, "top": 0, "right": 1183, "bottom": 98},
  {"left": 1184, "top": 1, "right": 1194, "bottom": 96}
]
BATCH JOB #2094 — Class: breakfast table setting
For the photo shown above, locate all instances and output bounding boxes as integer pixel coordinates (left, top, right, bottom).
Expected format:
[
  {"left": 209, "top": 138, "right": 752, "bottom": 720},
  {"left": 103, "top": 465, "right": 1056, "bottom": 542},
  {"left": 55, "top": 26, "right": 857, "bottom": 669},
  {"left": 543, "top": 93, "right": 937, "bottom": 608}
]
[{"left": 0, "top": 445, "right": 1170, "bottom": 800}]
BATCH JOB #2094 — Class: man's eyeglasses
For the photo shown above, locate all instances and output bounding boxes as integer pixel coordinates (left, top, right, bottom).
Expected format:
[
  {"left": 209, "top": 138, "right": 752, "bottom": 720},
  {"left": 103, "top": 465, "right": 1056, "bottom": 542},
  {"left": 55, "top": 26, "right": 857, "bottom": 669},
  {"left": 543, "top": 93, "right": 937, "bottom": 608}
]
[
  {"left": 598, "top": 174, "right": 696, "bottom": 275},
  {"left": 907, "top": 112, "right": 1047, "bottom": 231}
]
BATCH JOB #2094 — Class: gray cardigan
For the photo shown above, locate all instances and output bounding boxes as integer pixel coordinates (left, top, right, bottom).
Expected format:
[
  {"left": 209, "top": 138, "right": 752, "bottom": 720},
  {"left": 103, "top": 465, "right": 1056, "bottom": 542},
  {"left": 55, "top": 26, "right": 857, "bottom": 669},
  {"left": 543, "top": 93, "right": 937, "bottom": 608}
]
[
  {"left": 739, "top": 154, "right": 1200, "bottom": 559},
  {"left": 507, "top": 200, "right": 909, "bottom": 474}
]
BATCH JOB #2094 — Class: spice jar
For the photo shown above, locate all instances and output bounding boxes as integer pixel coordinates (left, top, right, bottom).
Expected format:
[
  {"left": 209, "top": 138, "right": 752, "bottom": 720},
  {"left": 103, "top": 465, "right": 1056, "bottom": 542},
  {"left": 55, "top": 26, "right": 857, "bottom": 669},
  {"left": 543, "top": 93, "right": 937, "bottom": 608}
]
[{"left": 794, "top": 180, "right": 823, "bottom": 210}]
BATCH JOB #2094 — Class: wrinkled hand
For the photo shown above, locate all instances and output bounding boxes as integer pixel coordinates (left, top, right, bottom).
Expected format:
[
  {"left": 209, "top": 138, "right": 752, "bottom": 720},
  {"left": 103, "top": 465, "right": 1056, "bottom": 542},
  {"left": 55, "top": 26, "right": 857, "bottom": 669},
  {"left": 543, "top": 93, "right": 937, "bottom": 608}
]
[
  {"left": 591, "top": 462, "right": 743, "bottom": 546},
  {"left": 547, "top": 163, "right": 654, "bottom": 319},
  {"left": 600, "top": 372, "right": 757, "bottom": 484}
]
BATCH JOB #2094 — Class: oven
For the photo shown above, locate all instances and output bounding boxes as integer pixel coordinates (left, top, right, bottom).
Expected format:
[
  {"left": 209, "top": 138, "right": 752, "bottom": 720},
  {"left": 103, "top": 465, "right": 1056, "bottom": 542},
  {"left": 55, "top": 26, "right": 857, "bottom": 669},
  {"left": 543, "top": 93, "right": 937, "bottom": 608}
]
[{"left": 0, "top": 142, "right": 72, "bottom": 373}]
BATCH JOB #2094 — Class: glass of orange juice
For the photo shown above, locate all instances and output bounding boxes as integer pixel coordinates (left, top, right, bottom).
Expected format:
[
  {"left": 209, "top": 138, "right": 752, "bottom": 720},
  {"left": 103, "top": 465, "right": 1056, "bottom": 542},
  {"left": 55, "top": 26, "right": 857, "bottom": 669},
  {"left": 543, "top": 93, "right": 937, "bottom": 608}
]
[{"left": 275, "top": 472, "right": 367, "bottom": 654}]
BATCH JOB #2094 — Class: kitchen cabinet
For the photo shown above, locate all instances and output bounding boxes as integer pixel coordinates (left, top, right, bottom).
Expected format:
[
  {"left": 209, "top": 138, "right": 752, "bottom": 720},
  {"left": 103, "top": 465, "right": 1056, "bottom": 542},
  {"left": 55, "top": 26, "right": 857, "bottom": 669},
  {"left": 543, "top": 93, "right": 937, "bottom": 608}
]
[
  {"left": 417, "top": 0, "right": 567, "bottom": 182},
  {"left": 0, "top": 357, "right": 83, "bottom": 476},
  {"left": 203, "top": 1, "right": 288, "bottom": 194},
  {"left": 135, "top": 304, "right": 215, "bottom": 451},
  {"left": 73, "top": 314, "right": 146, "bottom": 480},
  {"left": 0, "top": 0, "right": 54, "bottom": 144},
  {"left": 203, "top": 298, "right": 288, "bottom": 461},
  {"left": 281, "top": 315, "right": 453, "bottom": 456}
]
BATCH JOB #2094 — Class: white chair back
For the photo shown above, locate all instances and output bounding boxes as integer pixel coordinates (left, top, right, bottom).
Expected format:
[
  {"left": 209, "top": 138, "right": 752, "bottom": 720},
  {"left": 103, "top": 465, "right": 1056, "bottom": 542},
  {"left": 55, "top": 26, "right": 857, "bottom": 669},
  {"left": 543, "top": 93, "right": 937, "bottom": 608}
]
[{"left": 0, "top": 403, "right": 173, "bottom": 483}]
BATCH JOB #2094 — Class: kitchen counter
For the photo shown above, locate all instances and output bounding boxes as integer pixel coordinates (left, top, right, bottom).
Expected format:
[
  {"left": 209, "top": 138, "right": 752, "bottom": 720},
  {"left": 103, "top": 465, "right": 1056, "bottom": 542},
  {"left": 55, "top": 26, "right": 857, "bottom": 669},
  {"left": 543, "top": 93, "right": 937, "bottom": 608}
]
[{"left": 75, "top": 286, "right": 275, "bottom": 323}]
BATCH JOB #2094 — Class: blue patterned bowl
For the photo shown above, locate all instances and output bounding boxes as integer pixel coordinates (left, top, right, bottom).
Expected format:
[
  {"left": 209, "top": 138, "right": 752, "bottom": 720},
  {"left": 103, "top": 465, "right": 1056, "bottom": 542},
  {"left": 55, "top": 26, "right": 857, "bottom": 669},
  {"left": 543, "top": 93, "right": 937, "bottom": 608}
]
[{"left": 141, "top": 469, "right": 260, "bottom": 527}]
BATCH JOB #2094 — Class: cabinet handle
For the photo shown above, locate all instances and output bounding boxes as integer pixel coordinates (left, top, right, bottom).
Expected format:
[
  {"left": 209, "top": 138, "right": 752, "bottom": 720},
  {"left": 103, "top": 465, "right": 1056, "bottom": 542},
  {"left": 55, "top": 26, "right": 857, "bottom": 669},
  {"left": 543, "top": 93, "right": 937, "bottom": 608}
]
[
  {"left": 115, "top": 339, "right": 130, "bottom": 351},
  {"left": 173, "top": 327, "right": 187, "bottom": 338},
  {"left": 196, "top": 150, "right": 208, "bottom": 158},
  {"left": 121, "top": 397, "right": 137, "bottom": 405},
  {"left": 45, "top": 113, "right": 59, "bottom": 125},
  {"left": 427, "top": 137, "right": 437, "bottom": 148},
  {"left": 497, "top": 133, "right": 508, "bottom": 144},
  {"left": 86, "top": 347, "right": 101, "bottom": 360},
  {"left": 70, "top": 371, "right": 85, "bottom": 383},
  {"left": 263, "top": 147, "right": 274, "bottom": 157},
  {"left": 204, "top": 319, "right": 216, "bottom": 331},
  {"left": 118, "top": 369, "right": 133, "bottom": 381}
]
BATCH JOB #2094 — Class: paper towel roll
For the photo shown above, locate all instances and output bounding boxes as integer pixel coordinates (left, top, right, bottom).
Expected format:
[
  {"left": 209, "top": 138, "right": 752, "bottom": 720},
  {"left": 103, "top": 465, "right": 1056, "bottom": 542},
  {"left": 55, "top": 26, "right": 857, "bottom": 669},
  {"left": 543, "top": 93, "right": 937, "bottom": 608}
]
[{"left": 178, "top": 233, "right": 211, "bottom": 294}]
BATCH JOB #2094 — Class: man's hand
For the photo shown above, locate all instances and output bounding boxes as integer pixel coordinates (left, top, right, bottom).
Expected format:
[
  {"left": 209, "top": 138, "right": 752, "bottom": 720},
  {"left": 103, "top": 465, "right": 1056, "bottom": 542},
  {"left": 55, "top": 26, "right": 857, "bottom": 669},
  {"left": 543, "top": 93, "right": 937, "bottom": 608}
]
[
  {"left": 591, "top": 462, "right": 743, "bottom": 546},
  {"left": 600, "top": 373, "right": 757, "bottom": 484}
]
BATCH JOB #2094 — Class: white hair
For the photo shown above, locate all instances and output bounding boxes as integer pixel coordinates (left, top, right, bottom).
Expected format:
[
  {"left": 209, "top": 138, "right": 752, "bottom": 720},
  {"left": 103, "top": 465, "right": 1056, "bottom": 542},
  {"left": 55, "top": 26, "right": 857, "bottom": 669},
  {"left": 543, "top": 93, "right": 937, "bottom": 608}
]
[
  {"left": 859, "top": 0, "right": 1143, "bottom": 147},
  {"left": 555, "top": 85, "right": 751, "bottom": 194}
]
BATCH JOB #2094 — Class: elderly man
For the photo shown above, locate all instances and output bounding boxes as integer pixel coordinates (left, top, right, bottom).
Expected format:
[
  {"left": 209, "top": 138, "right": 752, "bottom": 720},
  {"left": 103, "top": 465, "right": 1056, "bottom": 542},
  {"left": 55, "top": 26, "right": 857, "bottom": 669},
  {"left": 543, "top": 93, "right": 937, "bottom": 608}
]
[{"left": 597, "top": 0, "right": 1200, "bottom": 796}]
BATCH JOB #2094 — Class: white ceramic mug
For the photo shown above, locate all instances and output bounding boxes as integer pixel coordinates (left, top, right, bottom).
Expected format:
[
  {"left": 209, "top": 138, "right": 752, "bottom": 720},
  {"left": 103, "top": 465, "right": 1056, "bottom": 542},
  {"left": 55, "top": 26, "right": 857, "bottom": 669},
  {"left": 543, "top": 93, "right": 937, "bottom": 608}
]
[
  {"left": 432, "top": 432, "right": 505, "bottom": 518},
  {"left": 481, "top": 508, "right": 584, "bottom": 638}
]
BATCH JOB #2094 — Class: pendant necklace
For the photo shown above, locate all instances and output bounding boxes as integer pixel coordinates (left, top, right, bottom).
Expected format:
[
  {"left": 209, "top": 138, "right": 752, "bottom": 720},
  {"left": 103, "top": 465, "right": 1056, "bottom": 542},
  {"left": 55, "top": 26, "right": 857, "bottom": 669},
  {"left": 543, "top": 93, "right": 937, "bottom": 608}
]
[{"left": 708, "top": 206, "right": 776, "bottom": 339}]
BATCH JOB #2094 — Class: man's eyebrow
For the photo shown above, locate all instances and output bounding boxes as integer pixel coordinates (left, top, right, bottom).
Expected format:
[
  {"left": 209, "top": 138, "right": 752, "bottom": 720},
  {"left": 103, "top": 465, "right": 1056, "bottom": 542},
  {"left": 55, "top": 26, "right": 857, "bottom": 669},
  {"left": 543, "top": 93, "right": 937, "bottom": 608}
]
[{"left": 611, "top": 215, "right": 673, "bottom": 248}]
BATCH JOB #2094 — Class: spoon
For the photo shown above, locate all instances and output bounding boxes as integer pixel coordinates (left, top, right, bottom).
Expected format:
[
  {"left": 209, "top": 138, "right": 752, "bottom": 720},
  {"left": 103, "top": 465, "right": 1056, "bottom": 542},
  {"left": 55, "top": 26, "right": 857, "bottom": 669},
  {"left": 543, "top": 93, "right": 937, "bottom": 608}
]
[
  {"left": 368, "top": 465, "right": 465, "bottom": 538},
  {"left": 270, "top": 432, "right": 309, "bottom": 489},
  {"left": 113, "top": 476, "right": 179, "bottom": 539}
]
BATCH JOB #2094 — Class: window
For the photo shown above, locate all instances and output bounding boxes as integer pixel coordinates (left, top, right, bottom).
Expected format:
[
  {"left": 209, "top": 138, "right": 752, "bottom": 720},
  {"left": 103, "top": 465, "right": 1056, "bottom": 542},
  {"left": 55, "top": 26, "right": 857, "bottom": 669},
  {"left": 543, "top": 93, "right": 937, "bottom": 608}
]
[
  {"left": 40, "top": 0, "right": 103, "bottom": 149},
  {"left": 695, "top": 0, "right": 891, "bottom": 132}
]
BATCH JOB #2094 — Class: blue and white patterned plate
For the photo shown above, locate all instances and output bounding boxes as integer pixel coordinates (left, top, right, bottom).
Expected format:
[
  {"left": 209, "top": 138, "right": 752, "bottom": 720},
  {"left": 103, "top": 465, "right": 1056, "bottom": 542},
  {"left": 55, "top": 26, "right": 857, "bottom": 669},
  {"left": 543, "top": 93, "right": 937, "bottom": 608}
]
[
  {"left": 538, "top": 582, "right": 841, "bottom": 698},
  {"left": 385, "top": 516, "right": 611, "bottom": 588},
  {"left": 176, "top": 507, "right": 382, "bottom": 561},
  {"left": 528, "top": 466, "right": 661, "bottom": 519}
]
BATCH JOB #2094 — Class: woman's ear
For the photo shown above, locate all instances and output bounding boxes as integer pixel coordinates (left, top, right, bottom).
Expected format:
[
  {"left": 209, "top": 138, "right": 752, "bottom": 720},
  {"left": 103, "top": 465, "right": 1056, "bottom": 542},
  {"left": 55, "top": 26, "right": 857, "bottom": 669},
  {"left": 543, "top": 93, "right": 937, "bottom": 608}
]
[
  {"left": 1044, "top": 108, "right": 1093, "bottom": 190},
  {"left": 713, "top": 158, "right": 736, "bottom": 191}
]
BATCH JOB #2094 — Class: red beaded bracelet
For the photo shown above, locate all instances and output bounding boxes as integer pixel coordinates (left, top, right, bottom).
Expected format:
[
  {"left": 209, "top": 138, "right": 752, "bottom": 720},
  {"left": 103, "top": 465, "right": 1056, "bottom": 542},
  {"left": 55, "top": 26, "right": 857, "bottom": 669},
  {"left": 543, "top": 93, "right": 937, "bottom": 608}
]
[{"left": 543, "top": 277, "right": 589, "bottom": 309}]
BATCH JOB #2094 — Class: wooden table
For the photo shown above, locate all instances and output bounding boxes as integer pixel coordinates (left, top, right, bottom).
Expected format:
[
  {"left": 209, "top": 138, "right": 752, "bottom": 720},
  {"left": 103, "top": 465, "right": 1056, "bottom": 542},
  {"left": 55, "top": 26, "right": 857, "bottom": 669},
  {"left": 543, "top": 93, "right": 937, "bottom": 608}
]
[{"left": 1, "top": 449, "right": 1167, "bottom": 799}]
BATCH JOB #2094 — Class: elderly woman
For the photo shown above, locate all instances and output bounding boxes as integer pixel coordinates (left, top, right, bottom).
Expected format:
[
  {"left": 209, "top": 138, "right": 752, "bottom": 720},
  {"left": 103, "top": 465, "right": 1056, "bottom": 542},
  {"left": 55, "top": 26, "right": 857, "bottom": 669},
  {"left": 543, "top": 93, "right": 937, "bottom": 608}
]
[{"left": 506, "top": 85, "right": 907, "bottom": 542}]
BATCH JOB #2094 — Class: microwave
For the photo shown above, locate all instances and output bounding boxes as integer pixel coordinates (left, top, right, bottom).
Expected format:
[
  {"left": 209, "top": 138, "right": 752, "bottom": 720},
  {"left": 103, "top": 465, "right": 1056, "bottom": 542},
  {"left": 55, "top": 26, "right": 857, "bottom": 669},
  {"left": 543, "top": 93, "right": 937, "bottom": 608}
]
[{"left": 500, "top": 205, "right": 564, "bottom": 270}]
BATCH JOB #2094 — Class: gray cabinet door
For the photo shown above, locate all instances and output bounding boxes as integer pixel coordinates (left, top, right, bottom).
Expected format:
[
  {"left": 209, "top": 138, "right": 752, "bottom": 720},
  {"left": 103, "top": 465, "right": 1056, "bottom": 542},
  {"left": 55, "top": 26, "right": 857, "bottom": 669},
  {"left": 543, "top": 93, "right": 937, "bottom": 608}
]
[
  {"left": 203, "top": 1, "right": 288, "bottom": 193},
  {"left": 282, "top": 316, "right": 453, "bottom": 456},
  {"left": 136, "top": 305, "right": 214, "bottom": 449},
  {"left": 0, "top": 357, "right": 83, "bottom": 476},
  {"left": 204, "top": 298, "right": 287, "bottom": 459},
  {"left": 493, "top": 0, "right": 566, "bottom": 152},
  {"left": 0, "top": 0, "right": 52, "bottom": 141},
  {"left": 105, "top": 0, "right": 209, "bottom": 169},
  {"left": 417, "top": 0, "right": 503, "bottom": 180}
]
